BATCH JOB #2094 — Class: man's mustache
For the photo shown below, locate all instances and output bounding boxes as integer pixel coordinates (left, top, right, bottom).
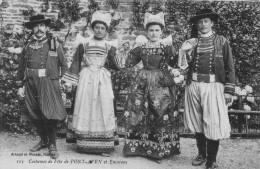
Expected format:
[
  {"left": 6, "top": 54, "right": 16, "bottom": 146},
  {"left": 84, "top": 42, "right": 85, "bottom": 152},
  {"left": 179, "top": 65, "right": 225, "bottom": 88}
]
[{"left": 36, "top": 30, "right": 44, "bottom": 34}]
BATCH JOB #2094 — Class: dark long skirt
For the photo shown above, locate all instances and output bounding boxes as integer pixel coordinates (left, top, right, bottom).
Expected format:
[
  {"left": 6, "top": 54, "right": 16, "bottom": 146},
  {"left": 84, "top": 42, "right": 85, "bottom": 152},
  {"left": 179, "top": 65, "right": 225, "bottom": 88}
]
[{"left": 123, "top": 69, "right": 181, "bottom": 160}]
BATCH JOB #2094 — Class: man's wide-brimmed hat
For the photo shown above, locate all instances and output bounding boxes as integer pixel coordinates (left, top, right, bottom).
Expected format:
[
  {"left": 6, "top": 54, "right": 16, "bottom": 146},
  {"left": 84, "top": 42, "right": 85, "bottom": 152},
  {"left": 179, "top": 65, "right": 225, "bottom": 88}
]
[
  {"left": 24, "top": 14, "right": 51, "bottom": 29},
  {"left": 189, "top": 8, "right": 220, "bottom": 24}
]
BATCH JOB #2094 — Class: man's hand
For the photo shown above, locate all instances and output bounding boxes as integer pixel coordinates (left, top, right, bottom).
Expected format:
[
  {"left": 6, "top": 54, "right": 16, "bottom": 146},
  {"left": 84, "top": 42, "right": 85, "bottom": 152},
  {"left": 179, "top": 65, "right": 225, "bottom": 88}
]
[
  {"left": 17, "top": 87, "right": 25, "bottom": 98},
  {"left": 225, "top": 93, "right": 233, "bottom": 106}
]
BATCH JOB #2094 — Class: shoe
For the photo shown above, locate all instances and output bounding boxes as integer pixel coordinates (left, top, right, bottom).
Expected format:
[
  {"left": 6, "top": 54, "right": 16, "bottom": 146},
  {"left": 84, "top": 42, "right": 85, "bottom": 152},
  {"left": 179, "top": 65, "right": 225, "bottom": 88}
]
[
  {"left": 30, "top": 141, "right": 48, "bottom": 152},
  {"left": 206, "top": 162, "right": 218, "bottom": 169},
  {"left": 114, "top": 136, "right": 119, "bottom": 146},
  {"left": 192, "top": 154, "right": 206, "bottom": 166},
  {"left": 66, "top": 132, "right": 77, "bottom": 143},
  {"left": 49, "top": 144, "right": 59, "bottom": 159}
]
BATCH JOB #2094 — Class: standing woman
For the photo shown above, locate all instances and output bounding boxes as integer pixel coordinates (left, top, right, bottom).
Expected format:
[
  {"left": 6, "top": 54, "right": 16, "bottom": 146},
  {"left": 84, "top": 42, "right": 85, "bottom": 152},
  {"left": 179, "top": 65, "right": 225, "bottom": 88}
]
[
  {"left": 123, "top": 12, "right": 181, "bottom": 162},
  {"left": 62, "top": 11, "right": 120, "bottom": 154}
]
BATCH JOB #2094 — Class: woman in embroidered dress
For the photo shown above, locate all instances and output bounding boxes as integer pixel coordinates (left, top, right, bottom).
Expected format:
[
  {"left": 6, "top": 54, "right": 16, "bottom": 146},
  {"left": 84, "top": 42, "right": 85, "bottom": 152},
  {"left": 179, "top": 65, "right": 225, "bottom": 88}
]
[
  {"left": 123, "top": 12, "right": 182, "bottom": 161},
  {"left": 62, "top": 11, "right": 120, "bottom": 154}
]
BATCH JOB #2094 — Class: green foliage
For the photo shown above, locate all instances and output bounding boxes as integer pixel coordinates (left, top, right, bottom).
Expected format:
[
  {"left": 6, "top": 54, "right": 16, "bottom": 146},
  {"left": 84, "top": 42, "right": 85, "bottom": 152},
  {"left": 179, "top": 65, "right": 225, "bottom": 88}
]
[
  {"left": 132, "top": 0, "right": 151, "bottom": 28},
  {"left": 56, "top": 0, "right": 82, "bottom": 43},
  {"left": 107, "top": 0, "right": 119, "bottom": 9},
  {"left": 57, "top": 0, "right": 81, "bottom": 23},
  {"left": 88, "top": 0, "right": 100, "bottom": 11},
  {"left": 111, "top": 69, "right": 136, "bottom": 94},
  {"left": 49, "top": 19, "right": 65, "bottom": 31},
  {"left": 215, "top": 2, "right": 260, "bottom": 88},
  {"left": 0, "top": 26, "right": 34, "bottom": 134},
  {"left": 20, "top": 7, "right": 36, "bottom": 16}
]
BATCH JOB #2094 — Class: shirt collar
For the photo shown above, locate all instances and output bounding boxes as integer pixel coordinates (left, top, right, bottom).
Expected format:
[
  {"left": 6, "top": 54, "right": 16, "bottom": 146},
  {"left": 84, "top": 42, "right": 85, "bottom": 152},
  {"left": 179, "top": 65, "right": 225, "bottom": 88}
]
[
  {"left": 198, "top": 31, "right": 213, "bottom": 38},
  {"left": 32, "top": 35, "right": 47, "bottom": 41}
]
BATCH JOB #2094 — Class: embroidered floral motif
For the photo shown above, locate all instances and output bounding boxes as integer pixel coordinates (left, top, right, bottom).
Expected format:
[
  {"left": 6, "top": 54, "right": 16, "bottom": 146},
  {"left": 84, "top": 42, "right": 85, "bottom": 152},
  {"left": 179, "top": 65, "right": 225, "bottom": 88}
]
[
  {"left": 142, "top": 49, "right": 147, "bottom": 55},
  {"left": 165, "top": 149, "right": 170, "bottom": 155},
  {"left": 159, "top": 152, "right": 164, "bottom": 157},
  {"left": 135, "top": 99, "right": 141, "bottom": 106},
  {"left": 147, "top": 150, "right": 152, "bottom": 154},
  {"left": 131, "top": 147, "right": 136, "bottom": 152}
]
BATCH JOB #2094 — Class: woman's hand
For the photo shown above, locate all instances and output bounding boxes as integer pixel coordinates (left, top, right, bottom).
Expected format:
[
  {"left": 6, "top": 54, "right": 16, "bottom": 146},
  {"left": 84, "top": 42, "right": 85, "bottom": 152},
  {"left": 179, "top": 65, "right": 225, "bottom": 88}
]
[
  {"left": 181, "top": 38, "right": 198, "bottom": 51},
  {"left": 225, "top": 93, "right": 233, "bottom": 107},
  {"left": 181, "top": 41, "right": 193, "bottom": 51}
]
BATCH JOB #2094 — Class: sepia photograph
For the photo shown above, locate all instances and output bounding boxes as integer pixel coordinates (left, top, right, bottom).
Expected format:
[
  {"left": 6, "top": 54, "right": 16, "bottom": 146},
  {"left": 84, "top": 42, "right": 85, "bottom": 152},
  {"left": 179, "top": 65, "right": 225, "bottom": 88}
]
[{"left": 0, "top": 0, "right": 260, "bottom": 169}]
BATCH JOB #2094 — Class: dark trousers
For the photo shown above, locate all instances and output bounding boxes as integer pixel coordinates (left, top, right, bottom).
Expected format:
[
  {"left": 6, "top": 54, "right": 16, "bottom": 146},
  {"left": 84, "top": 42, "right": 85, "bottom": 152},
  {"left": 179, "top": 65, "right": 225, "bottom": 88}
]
[
  {"left": 33, "top": 119, "right": 58, "bottom": 146},
  {"left": 195, "top": 132, "right": 219, "bottom": 163},
  {"left": 195, "top": 132, "right": 206, "bottom": 158},
  {"left": 206, "top": 138, "right": 219, "bottom": 164}
]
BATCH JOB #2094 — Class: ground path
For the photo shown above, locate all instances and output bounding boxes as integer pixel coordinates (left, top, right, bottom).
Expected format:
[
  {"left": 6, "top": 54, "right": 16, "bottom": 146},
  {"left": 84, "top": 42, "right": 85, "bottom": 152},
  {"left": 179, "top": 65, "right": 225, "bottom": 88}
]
[{"left": 1, "top": 132, "right": 260, "bottom": 169}]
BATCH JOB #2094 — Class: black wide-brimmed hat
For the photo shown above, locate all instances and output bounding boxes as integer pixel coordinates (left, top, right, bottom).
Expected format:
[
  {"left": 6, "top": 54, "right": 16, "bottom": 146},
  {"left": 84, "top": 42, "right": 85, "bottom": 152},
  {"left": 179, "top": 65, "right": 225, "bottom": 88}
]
[
  {"left": 189, "top": 8, "right": 220, "bottom": 24},
  {"left": 24, "top": 14, "right": 51, "bottom": 29}
]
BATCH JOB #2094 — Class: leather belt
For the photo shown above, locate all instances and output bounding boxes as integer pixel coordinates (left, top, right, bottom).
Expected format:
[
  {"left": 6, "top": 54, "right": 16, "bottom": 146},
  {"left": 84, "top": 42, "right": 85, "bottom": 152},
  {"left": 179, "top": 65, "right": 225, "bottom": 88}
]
[
  {"left": 26, "top": 68, "right": 46, "bottom": 77},
  {"left": 192, "top": 73, "right": 215, "bottom": 83}
]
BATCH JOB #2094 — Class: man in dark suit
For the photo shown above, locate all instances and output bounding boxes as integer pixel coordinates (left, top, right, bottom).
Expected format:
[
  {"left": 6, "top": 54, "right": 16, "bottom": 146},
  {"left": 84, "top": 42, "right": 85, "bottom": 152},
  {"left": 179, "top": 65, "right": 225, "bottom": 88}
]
[{"left": 16, "top": 14, "right": 68, "bottom": 159}]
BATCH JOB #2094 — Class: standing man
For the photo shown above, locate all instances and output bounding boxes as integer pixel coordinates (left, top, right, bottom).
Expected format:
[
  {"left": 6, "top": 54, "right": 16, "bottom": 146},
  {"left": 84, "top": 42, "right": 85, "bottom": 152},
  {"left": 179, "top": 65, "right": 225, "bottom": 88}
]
[
  {"left": 16, "top": 14, "right": 68, "bottom": 159},
  {"left": 181, "top": 9, "right": 235, "bottom": 169}
]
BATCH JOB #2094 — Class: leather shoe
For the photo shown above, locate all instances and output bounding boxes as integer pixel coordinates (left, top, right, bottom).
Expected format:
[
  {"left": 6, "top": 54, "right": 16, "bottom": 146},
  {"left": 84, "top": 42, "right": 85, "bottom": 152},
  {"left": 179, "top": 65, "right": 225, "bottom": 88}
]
[
  {"left": 192, "top": 154, "right": 206, "bottom": 166},
  {"left": 49, "top": 144, "right": 59, "bottom": 159},
  {"left": 114, "top": 135, "right": 119, "bottom": 146},
  {"left": 206, "top": 162, "right": 218, "bottom": 169},
  {"left": 66, "top": 132, "right": 77, "bottom": 143},
  {"left": 30, "top": 141, "right": 48, "bottom": 152},
  {"left": 114, "top": 139, "right": 119, "bottom": 146}
]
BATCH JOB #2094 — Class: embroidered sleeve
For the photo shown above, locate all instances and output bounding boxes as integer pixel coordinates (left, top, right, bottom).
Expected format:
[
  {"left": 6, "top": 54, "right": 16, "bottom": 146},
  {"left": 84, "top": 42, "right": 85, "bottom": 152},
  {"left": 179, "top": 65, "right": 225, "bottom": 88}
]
[
  {"left": 57, "top": 43, "right": 68, "bottom": 77},
  {"left": 223, "top": 38, "right": 235, "bottom": 95},
  {"left": 15, "top": 48, "right": 27, "bottom": 87},
  {"left": 224, "top": 83, "right": 235, "bottom": 95},
  {"left": 105, "top": 46, "right": 120, "bottom": 71},
  {"left": 125, "top": 46, "right": 142, "bottom": 68},
  {"left": 61, "top": 44, "right": 84, "bottom": 84},
  {"left": 165, "top": 45, "right": 178, "bottom": 69}
]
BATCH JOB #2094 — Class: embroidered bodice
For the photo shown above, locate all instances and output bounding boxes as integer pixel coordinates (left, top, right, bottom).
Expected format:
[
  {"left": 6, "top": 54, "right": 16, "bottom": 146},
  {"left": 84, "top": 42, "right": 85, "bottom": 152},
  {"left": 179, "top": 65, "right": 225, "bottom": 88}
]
[
  {"left": 83, "top": 39, "right": 109, "bottom": 69},
  {"left": 140, "top": 42, "right": 165, "bottom": 69},
  {"left": 126, "top": 41, "right": 177, "bottom": 70}
]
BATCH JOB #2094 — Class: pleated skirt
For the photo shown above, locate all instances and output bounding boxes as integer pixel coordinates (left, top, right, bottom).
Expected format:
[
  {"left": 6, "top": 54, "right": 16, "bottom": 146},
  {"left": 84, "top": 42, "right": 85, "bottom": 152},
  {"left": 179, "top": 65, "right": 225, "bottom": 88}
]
[{"left": 71, "top": 67, "right": 115, "bottom": 153}]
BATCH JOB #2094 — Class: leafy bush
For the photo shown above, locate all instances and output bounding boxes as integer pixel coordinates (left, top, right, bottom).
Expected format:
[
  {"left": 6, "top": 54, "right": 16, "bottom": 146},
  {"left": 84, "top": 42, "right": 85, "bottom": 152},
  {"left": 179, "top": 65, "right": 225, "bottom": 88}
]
[
  {"left": 1, "top": 0, "right": 260, "bottom": 134},
  {"left": 0, "top": 26, "right": 35, "bottom": 134}
]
